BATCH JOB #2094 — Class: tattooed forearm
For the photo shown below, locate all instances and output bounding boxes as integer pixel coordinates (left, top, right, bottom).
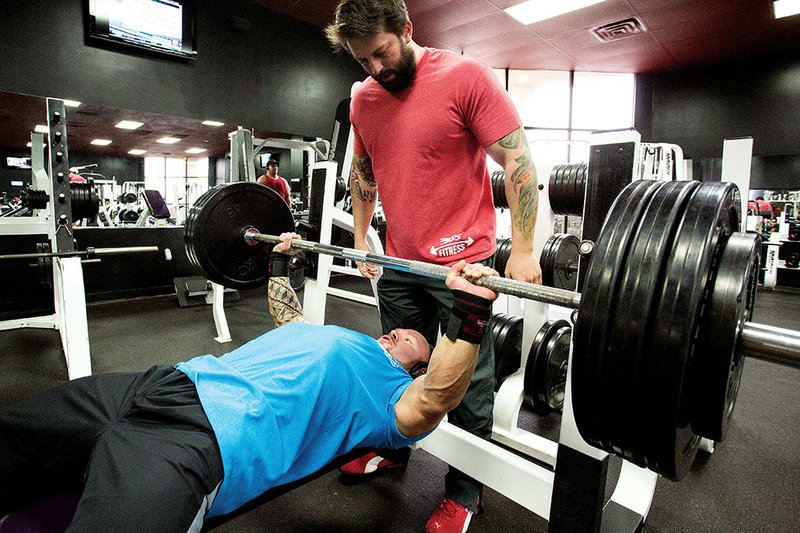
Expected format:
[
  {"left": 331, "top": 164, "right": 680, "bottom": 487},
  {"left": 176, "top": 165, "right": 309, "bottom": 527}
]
[
  {"left": 268, "top": 276, "right": 307, "bottom": 326},
  {"left": 350, "top": 155, "right": 378, "bottom": 203},
  {"left": 513, "top": 178, "right": 538, "bottom": 240},
  {"left": 498, "top": 128, "right": 538, "bottom": 240},
  {"left": 498, "top": 128, "right": 521, "bottom": 150}
]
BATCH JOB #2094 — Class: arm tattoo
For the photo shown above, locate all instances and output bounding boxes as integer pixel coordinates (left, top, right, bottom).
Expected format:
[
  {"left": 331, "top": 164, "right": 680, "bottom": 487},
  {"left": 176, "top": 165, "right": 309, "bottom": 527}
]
[
  {"left": 350, "top": 155, "right": 378, "bottom": 203},
  {"left": 268, "top": 276, "right": 307, "bottom": 326},
  {"left": 498, "top": 128, "right": 522, "bottom": 150},
  {"left": 498, "top": 128, "right": 539, "bottom": 240}
]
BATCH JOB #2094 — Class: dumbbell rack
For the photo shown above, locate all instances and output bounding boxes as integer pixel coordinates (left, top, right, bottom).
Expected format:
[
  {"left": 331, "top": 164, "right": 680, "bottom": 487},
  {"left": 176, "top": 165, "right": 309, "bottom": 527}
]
[{"left": 0, "top": 99, "right": 92, "bottom": 379}]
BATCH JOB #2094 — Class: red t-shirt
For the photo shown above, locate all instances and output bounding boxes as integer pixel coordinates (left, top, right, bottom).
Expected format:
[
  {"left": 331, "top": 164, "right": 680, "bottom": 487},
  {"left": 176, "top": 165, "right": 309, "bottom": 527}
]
[
  {"left": 258, "top": 174, "right": 290, "bottom": 205},
  {"left": 351, "top": 48, "right": 521, "bottom": 264}
]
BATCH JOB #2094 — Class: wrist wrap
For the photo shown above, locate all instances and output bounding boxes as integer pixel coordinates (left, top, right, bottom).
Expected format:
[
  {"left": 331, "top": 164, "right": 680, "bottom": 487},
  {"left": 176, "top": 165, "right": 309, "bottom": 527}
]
[
  {"left": 269, "top": 254, "right": 290, "bottom": 277},
  {"left": 445, "top": 291, "right": 492, "bottom": 344}
]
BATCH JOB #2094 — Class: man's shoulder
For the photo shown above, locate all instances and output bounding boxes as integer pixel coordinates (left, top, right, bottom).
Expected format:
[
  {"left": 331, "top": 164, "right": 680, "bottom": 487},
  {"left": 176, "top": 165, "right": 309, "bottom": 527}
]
[{"left": 426, "top": 47, "right": 488, "bottom": 74}]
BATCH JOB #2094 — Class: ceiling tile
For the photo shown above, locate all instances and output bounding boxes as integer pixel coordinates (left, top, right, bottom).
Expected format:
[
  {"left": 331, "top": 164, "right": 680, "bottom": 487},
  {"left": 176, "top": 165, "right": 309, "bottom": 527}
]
[
  {"left": 411, "top": 0, "right": 501, "bottom": 38},
  {"left": 458, "top": 28, "right": 544, "bottom": 58},
  {"left": 522, "top": 0, "right": 636, "bottom": 39},
  {"left": 423, "top": 11, "right": 521, "bottom": 50}
]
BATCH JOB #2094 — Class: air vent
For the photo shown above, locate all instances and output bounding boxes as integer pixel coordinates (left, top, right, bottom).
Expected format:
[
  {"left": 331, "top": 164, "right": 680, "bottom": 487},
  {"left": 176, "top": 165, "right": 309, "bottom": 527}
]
[{"left": 591, "top": 18, "right": 647, "bottom": 42}]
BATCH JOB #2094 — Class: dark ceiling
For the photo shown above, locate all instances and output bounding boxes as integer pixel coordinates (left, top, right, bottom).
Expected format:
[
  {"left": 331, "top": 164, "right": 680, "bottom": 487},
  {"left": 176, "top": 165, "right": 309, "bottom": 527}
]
[
  {"left": 2, "top": 1, "right": 799, "bottom": 160},
  {"left": 0, "top": 93, "right": 289, "bottom": 160},
  {"left": 255, "top": 0, "right": 800, "bottom": 72}
]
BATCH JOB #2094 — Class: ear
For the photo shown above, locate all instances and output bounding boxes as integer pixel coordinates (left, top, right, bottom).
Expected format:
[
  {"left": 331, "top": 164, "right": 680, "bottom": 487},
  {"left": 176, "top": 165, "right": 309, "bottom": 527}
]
[{"left": 402, "top": 21, "right": 412, "bottom": 43}]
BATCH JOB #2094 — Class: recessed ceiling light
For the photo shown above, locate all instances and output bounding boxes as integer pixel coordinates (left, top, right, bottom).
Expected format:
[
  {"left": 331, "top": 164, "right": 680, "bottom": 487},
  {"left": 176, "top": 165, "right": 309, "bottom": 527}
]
[
  {"left": 34, "top": 125, "right": 49, "bottom": 133},
  {"left": 156, "top": 136, "right": 181, "bottom": 144},
  {"left": 505, "top": 0, "right": 606, "bottom": 25},
  {"left": 91, "top": 139, "right": 112, "bottom": 146},
  {"left": 774, "top": 0, "right": 800, "bottom": 18},
  {"left": 115, "top": 120, "right": 144, "bottom": 130},
  {"left": 202, "top": 120, "right": 225, "bottom": 127},
  {"left": 63, "top": 100, "right": 82, "bottom": 107},
  {"left": 128, "top": 149, "right": 147, "bottom": 155},
  {"left": 185, "top": 148, "right": 207, "bottom": 154}
]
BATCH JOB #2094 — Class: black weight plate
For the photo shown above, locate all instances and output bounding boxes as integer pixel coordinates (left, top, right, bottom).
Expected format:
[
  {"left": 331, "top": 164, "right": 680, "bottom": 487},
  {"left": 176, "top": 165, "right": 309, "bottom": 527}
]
[
  {"left": 566, "top": 163, "right": 580, "bottom": 215},
  {"left": 646, "top": 181, "right": 740, "bottom": 480},
  {"left": 524, "top": 319, "right": 569, "bottom": 413},
  {"left": 551, "top": 233, "right": 581, "bottom": 291},
  {"left": 549, "top": 164, "right": 565, "bottom": 215},
  {"left": 493, "top": 237, "right": 512, "bottom": 277},
  {"left": 533, "top": 322, "right": 571, "bottom": 414},
  {"left": 691, "top": 232, "right": 760, "bottom": 441},
  {"left": 489, "top": 313, "right": 511, "bottom": 359},
  {"left": 610, "top": 180, "right": 698, "bottom": 470},
  {"left": 496, "top": 315, "right": 524, "bottom": 389},
  {"left": 490, "top": 312, "right": 513, "bottom": 388},
  {"left": 540, "top": 234, "right": 558, "bottom": 286},
  {"left": 572, "top": 179, "right": 665, "bottom": 455},
  {"left": 574, "top": 162, "right": 587, "bottom": 215},
  {"left": 184, "top": 182, "right": 295, "bottom": 290},
  {"left": 492, "top": 171, "right": 508, "bottom": 209}
]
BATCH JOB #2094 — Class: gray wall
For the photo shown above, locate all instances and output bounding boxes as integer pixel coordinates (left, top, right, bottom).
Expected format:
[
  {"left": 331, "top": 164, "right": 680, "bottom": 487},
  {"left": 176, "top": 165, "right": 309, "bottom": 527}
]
[
  {"left": 636, "top": 54, "right": 800, "bottom": 188},
  {"left": 0, "top": 0, "right": 364, "bottom": 140}
]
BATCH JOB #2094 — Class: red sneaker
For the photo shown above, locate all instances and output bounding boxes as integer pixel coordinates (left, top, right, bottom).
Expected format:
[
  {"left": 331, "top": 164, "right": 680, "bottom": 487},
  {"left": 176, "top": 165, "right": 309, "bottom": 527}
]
[
  {"left": 339, "top": 451, "right": 405, "bottom": 475},
  {"left": 425, "top": 497, "right": 478, "bottom": 533}
]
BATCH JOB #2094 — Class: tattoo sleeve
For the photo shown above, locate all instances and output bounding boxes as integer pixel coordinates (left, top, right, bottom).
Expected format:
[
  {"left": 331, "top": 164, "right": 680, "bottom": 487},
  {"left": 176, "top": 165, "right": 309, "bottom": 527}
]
[
  {"left": 267, "top": 276, "right": 307, "bottom": 326},
  {"left": 350, "top": 154, "right": 378, "bottom": 204},
  {"left": 498, "top": 128, "right": 538, "bottom": 240}
]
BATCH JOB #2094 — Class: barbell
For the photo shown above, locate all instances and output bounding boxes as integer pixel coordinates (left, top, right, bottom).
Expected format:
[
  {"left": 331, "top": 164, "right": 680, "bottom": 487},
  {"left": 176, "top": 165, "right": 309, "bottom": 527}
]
[
  {"left": 0, "top": 246, "right": 159, "bottom": 261},
  {"left": 183, "top": 180, "right": 800, "bottom": 481}
]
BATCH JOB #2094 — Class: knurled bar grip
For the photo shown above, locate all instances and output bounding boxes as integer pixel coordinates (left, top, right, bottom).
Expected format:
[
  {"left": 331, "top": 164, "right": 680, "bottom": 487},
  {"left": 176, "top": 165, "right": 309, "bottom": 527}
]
[{"left": 245, "top": 231, "right": 582, "bottom": 309}]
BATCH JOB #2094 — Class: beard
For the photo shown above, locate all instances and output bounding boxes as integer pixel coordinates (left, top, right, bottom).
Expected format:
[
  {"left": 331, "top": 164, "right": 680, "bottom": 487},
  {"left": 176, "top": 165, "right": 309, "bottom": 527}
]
[{"left": 374, "top": 39, "right": 416, "bottom": 93}]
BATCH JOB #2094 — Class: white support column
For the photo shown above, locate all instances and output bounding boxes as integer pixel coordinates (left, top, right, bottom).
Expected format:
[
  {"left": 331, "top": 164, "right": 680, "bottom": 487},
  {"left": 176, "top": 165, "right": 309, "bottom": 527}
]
[
  {"left": 54, "top": 257, "right": 92, "bottom": 380},
  {"left": 416, "top": 421, "right": 555, "bottom": 520},
  {"left": 302, "top": 161, "right": 381, "bottom": 325},
  {"left": 721, "top": 137, "right": 754, "bottom": 229},
  {"left": 208, "top": 282, "right": 232, "bottom": 343}
]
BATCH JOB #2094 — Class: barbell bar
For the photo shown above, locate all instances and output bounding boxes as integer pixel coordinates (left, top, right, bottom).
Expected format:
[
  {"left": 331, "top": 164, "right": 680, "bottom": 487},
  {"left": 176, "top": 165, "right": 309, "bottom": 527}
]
[
  {"left": 243, "top": 229, "right": 800, "bottom": 369},
  {"left": 244, "top": 230, "right": 583, "bottom": 309},
  {"left": 0, "top": 246, "right": 160, "bottom": 261}
]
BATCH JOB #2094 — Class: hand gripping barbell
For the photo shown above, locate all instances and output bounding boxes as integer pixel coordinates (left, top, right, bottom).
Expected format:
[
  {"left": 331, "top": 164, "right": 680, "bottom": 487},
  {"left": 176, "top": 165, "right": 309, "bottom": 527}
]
[{"left": 183, "top": 180, "right": 800, "bottom": 481}]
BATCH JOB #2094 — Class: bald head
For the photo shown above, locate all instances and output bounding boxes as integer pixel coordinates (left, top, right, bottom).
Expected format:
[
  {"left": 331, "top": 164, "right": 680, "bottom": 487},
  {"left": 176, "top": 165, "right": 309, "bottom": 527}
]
[{"left": 378, "top": 328, "right": 430, "bottom": 373}]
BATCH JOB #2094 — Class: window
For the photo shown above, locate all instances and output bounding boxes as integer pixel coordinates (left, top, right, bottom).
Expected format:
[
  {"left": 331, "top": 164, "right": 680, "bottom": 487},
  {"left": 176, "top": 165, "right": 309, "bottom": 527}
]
[
  {"left": 502, "top": 69, "right": 635, "bottom": 163},
  {"left": 508, "top": 70, "right": 571, "bottom": 129},
  {"left": 572, "top": 72, "right": 635, "bottom": 130},
  {"left": 144, "top": 156, "right": 208, "bottom": 208}
]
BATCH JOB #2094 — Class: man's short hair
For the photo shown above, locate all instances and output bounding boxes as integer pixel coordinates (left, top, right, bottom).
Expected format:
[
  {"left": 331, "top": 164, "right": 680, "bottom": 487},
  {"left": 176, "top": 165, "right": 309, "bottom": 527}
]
[
  {"left": 324, "top": 0, "right": 409, "bottom": 52},
  {"left": 267, "top": 159, "right": 279, "bottom": 168}
]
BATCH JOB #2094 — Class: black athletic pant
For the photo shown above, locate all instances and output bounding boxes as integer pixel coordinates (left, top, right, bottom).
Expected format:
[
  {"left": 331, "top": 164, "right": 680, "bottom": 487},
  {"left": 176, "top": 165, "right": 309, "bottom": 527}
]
[
  {"left": 0, "top": 366, "right": 224, "bottom": 533},
  {"left": 377, "top": 267, "right": 495, "bottom": 513}
]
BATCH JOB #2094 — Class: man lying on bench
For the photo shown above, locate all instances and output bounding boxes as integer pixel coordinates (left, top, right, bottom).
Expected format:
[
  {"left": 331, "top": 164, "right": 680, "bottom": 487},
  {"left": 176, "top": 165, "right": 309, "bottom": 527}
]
[{"left": 0, "top": 232, "right": 498, "bottom": 532}]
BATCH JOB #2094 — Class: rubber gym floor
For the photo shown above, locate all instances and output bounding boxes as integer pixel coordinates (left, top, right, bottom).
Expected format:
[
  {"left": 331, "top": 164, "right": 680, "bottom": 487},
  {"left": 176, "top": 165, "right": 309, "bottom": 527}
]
[{"left": 1, "top": 278, "right": 798, "bottom": 532}]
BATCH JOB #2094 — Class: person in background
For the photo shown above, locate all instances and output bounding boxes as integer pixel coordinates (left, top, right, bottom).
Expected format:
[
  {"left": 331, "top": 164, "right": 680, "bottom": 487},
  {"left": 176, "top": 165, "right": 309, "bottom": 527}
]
[
  {"left": 755, "top": 196, "right": 773, "bottom": 219},
  {"left": 257, "top": 159, "right": 291, "bottom": 206}
]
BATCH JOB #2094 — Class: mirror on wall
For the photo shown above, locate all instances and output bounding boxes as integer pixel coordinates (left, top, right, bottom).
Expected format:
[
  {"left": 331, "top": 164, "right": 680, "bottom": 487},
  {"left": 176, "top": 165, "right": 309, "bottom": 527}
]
[{"left": 0, "top": 90, "right": 300, "bottom": 225}]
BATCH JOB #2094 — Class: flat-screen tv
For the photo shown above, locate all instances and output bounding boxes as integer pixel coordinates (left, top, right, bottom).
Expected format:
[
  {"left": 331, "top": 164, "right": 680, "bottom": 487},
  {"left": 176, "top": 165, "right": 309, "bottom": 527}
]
[{"left": 86, "top": 0, "right": 197, "bottom": 60}]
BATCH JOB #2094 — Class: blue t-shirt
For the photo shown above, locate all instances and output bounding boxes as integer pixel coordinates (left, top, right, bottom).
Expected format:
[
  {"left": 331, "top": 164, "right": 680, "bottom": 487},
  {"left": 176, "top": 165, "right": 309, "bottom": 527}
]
[{"left": 176, "top": 323, "right": 421, "bottom": 517}]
